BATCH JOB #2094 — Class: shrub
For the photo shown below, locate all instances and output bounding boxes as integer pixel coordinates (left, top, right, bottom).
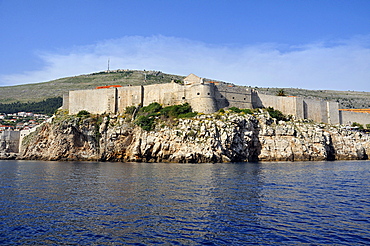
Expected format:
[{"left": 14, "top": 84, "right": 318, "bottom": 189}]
[
  {"left": 187, "top": 130, "right": 197, "bottom": 137},
  {"left": 266, "top": 107, "right": 287, "bottom": 121},
  {"left": 178, "top": 112, "right": 197, "bottom": 118},
  {"left": 366, "top": 124, "right": 370, "bottom": 129},
  {"left": 229, "top": 107, "right": 241, "bottom": 113},
  {"left": 352, "top": 122, "right": 364, "bottom": 129},
  {"left": 241, "top": 108, "right": 253, "bottom": 114},
  {"left": 140, "top": 102, "right": 162, "bottom": 114},
  {"left": 133, "top": 102, "right": 197, "bottom": 131},
  {"left": 125, "top": 106, "right": 136, "bottom": 115},
  {"left": 135, "top": 115, "right": 155, "bottom": 131},
  {"left": 160, "top": 103, "right": 194, "bottom": 118},
  {"left": 173, "top": 79, "right": 184, "bottom": 84},
  {"left": 77, "top": 110, "right": 90, "bottom": 117}
]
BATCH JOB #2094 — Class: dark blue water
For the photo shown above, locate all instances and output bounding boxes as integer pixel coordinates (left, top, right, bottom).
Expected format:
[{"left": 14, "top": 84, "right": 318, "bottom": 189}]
[{"left": 0, "top": 160, "right": 369, "bottom": 245}]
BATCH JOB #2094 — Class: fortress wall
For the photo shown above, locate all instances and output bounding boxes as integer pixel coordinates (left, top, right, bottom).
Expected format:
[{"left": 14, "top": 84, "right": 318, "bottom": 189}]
[
  {"left": 188, "top": 84, "right": 217, "bottom": 114},
  {"left": 295, "top": 98, "right": 305, "bottom": 119},
  {"left": 0, "top": 131, "right": 20, "bottom": 153},
  {"left": 62, "top": 94, "right": 69, "bottom": 110},
  {"left": 340, "top": 111, "right": 370, "bottom": 126},
  {"left": 251, "top": 90, "right": 263, "bottom": 108},
  {"left": 257, "top": 93, "right": 339, "bottom": 123},
  {"left": 214, "top": 85, "right": 252, "bottom": 110},
  {"left": 327, "top": 101, "right": 340, "bottom": 125},
  {"left": 143, "top": 83, "right": 185, "bottom": 107},
  {"left": 256, "top": 94, "right": 279, "bottom": 109},
  {"left": 66, "top": 81, "right": 344, "bottom": 124},
  {"left": 278, "top": 97, "right": 304, "bottom": 119},
  {"left": 69, "top": 88, "right": 116, "bottom": 114},
  {"left": 213, "top": 84, "right": 229, "bottom": 109},
  {"left": 304, "top": 99, "right": 328, "bottom": 123},
  {"left": 117, "top": 86, "right": 143, "bottom": 113},
  {"left": 257, "top": 94, "right": 303, "bottom": 118}
]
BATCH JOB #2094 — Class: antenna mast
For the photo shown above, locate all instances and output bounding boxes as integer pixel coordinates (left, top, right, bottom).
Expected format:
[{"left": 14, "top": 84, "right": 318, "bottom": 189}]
[
  {"left": 142, "top": 69, "right": 147, "bottom": 85},
  {"left": 107, "top": 59, "right": 110, "bottom": 72}
]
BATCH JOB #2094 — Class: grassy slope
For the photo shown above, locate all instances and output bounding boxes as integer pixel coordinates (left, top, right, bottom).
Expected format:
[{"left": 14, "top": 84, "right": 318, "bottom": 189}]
[
  {"left": 0, "top": 70, "right": 184, "bottom": 104},
  {"left": 0, "top": 69, "right": 369, "bottom": 109}
]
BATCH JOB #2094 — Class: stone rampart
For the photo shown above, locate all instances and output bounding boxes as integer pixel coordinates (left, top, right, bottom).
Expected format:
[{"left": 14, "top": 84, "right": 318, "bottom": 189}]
[
  {"left": 117, "top": 86, "right": 143, "bottom": 113},
  {"left": 142, "top": 83, "right": 184, "bottom": 107},
  {"left": 69, "top": 88, "right": 116, "bottom": 114},
  {"left": 68, "top": 80, "right": 253, "bottom": 115},
  {"left": 253, "top": 92, "right": 342, "bottom": 124},
  {"left": 214, "top": 84, "right": 252, "bottom": 110},
  {"left": 304, "top": 98, "right": 328, "bottom": 123},
  {"left": 64, "top": 73, "right": 369, "bottom": 125},
  {"left": 327, "top": 102, "right": 340, "bottom": 125},
  {"left": 340, "top": 111, "right": 370, "bottom": 126},
  {"left": 0, "top": 131, "right": 20, "bottom": 153},
  {"left": 62, "top": 94, "right": 69, "bottom": 110},
  {"left": 188, "top": 83, "right": 218, "bottom": 114},
  {"left": 255, "top": 94, "right": 304, "bottom": 118},
  {"left": 66, "top": 83, "right": 339, "bottom": 124}
]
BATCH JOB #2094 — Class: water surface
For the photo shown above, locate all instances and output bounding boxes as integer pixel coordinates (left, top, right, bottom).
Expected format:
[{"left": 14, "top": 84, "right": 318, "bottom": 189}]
[{"left": 0, "top": 160, "right": 369, "bottom": 245}]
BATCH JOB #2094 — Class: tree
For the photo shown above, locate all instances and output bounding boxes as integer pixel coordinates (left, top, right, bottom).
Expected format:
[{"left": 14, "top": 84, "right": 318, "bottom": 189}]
[
  {"left": 0, "top": 97, "right": 62, "bottom": 115},
  {"left": 276, "top": 89, "right": 286, "bottom": 96}
]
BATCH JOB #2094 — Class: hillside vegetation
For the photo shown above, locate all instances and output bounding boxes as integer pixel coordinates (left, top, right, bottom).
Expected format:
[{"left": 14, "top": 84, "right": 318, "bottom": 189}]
[
  {"left": 0, "top": 97, "right": 62, "bottom": 115},
  {"left": 0, "top": 69, "right": 369, "bottom": 109},
  {"left": 0, "top": 70, "right": 184, "bottom": 104}
]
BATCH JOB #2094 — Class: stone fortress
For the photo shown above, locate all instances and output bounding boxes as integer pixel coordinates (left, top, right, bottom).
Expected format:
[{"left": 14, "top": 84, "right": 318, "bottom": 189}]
[
  {"left": 2, "top": 72, "right": 369, "bottom": 159},
  {"left": 63, "top": 73, "right": 370, "bottom": 126}
]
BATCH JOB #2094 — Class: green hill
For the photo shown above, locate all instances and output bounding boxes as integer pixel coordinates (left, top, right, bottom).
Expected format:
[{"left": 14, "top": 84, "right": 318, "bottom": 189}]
[
  {"left": 0, "top": 69, "right": 369, "bottom": 109},
  {"left": 0, "top": 70, "right": 185, "bottom": 104}
]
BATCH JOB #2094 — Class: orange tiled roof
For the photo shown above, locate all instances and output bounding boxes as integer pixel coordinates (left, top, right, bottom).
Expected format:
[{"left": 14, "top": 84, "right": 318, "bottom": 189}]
[
  {"left": 339, "top": 109, "right": 370, "bottom": 114},
  {"left": 96, "top": 85, "right": 122, "bottom": 89}
]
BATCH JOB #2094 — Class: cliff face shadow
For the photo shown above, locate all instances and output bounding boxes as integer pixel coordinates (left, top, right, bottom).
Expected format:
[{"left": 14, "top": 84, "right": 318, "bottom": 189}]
[
  {"left": 212, "top": 85, "right": 230, "bottom": 110},
  {"left": 249, "top": 121, "right": 262, "bottom": 162},
  {"left": 229, "top": 116, "right": 262, "bottom": 163},
  {"left": 251, "top": 91, "right": 264, "bottom": 109}
]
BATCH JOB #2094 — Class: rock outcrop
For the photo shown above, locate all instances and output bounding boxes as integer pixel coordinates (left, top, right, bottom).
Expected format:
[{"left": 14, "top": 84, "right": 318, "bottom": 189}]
[{"left": 19, "top": 112, "right": 370, "bottom": 163}]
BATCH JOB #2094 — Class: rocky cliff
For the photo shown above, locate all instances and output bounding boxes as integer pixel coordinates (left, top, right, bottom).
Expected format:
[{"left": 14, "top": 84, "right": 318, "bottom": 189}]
[{"left": 19, "top": 111, "right": 370, "bottom": 162}]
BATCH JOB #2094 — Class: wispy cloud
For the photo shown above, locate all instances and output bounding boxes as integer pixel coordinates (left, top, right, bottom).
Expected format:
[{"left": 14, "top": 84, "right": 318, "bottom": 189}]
[{"left": 1, "top": 35, "right": 370, "bottom": 91}]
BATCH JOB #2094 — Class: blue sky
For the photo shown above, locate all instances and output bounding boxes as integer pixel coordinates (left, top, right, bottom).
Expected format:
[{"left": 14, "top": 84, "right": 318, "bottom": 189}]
[{"left": 1, "top": 0, "right": 370, "bottom": 91}]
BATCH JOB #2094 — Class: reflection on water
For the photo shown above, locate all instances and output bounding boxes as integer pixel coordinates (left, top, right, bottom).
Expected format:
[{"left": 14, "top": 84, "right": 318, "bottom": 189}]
[{"left": 0, "top": 160, "right": 369, "bottom": 245}]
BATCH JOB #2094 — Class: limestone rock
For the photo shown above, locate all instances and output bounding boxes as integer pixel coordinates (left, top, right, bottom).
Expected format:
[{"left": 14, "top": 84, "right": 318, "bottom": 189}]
[{"left": 19, "top": 112, "right": 370, "bottom": 163}]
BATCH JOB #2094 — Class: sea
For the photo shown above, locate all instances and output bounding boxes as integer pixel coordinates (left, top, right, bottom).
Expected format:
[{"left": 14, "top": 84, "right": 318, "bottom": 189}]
[{"left": 0, "top": 160, "right": 369, "bottom": 245}]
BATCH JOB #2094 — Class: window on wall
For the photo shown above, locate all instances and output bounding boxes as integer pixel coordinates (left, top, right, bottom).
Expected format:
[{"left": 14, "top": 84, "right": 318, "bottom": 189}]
[
  {"left": 232, "top": 97, "right": 235, "bottom": 99},
  {"left": 207, "top": 93, "right": 210, "bottom": 95},
  {"left": 182, "top": 97, "right": 185, "bottom": 99},
  {"left": 197, "top": 93, "right": 200, "bottom": 95}
]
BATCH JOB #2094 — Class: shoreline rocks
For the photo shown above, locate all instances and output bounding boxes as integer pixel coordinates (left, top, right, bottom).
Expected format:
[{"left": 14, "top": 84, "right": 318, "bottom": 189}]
[
  {"left": 18, "top": 112, "right": 370, "bottom": 163},
  {"left": 0, "top": 152, "right": 18, "bottom": 160}
]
